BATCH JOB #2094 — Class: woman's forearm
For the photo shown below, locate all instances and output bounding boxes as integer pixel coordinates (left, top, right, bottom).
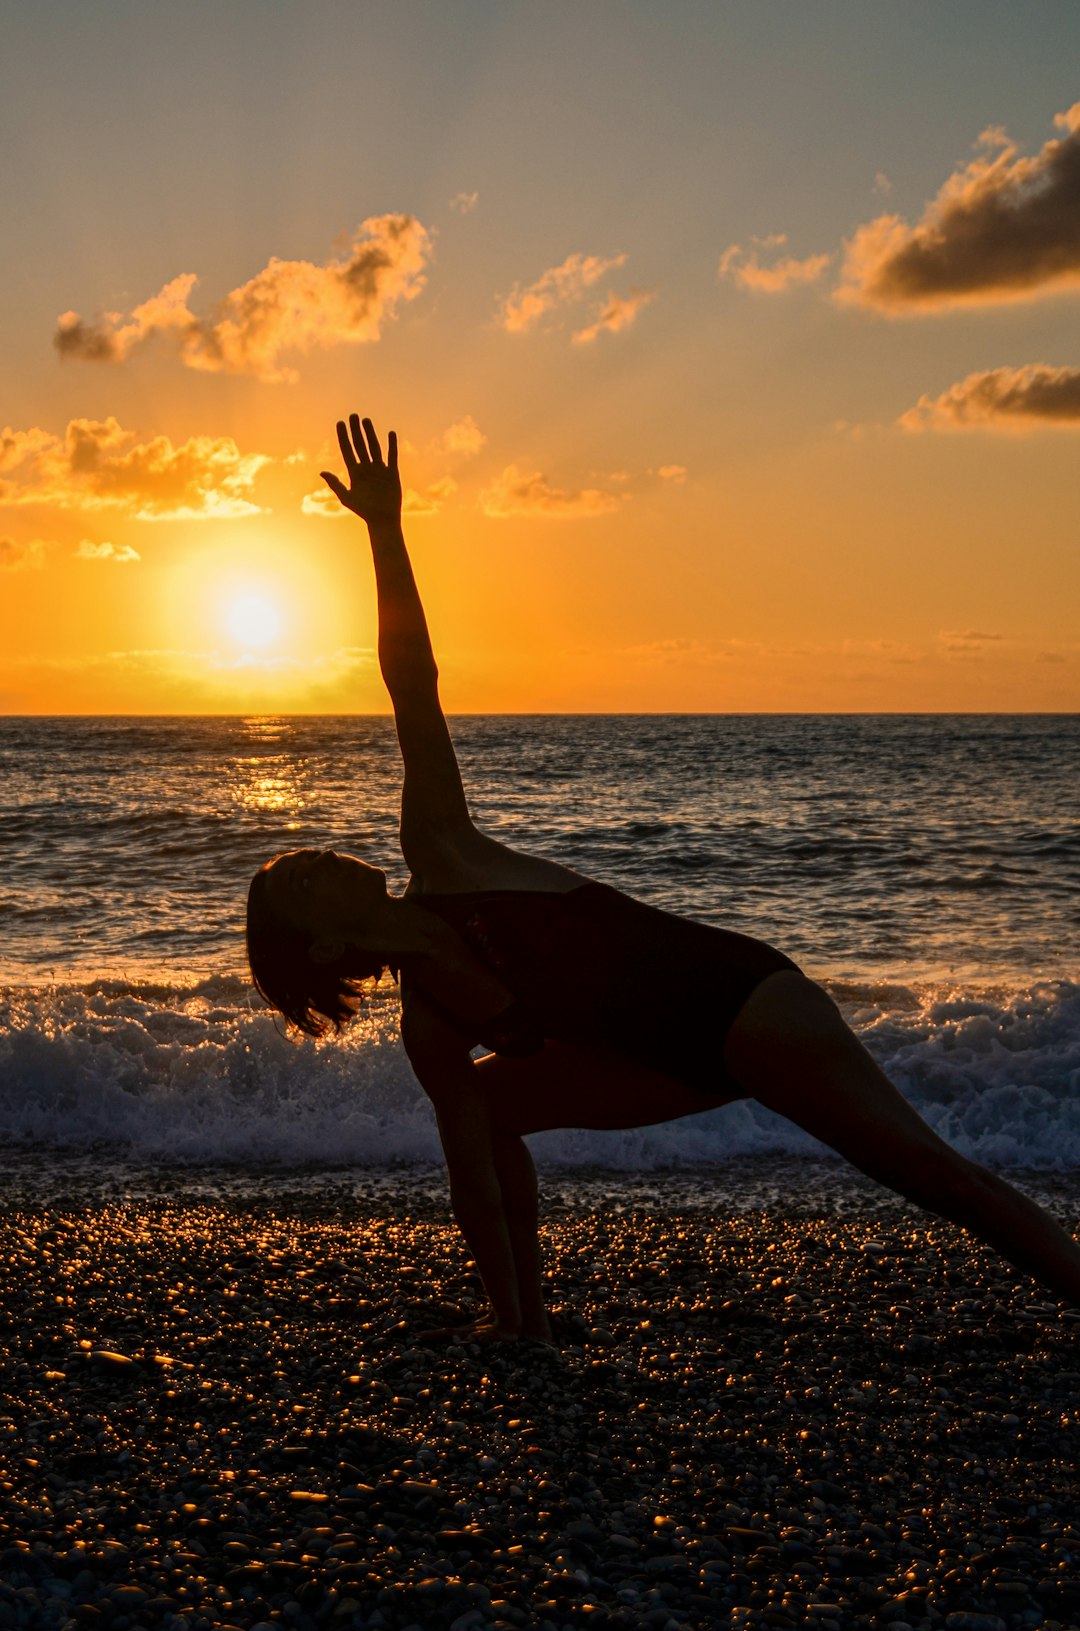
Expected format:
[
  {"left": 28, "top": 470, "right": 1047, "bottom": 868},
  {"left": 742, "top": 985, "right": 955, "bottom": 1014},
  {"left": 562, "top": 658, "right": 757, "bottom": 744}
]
[
  {"left": 367, "top": 518, "right": 438, "bottom": 700},
  {"left": 491, "top": 1131, "right": 550, "bottom": 1338},
  {"left": 447, "top": 1177, "right": 524, "bottom": 1332},
  {"left": 421, "top": 1051, "right": 528, "bottom": 1333}
]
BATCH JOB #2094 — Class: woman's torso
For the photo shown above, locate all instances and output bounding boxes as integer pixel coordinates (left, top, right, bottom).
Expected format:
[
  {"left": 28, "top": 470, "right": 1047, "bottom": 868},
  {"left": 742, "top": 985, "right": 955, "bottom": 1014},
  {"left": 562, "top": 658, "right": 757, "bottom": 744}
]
[{"left": 409, "top": 870, "right": 799, "bottom": 1093}]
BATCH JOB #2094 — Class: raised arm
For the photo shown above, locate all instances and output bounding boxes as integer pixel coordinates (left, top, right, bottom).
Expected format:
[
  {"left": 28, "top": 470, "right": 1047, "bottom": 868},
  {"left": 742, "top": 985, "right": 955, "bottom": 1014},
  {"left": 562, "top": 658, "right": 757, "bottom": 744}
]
[{"left": 321, "top": 414, "right": 470, "bottom": 861}]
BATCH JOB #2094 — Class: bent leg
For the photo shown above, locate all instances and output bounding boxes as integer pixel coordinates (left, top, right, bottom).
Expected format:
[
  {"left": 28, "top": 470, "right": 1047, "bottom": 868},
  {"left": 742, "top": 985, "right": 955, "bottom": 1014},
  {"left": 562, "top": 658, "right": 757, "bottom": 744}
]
[
  {"left": 473, "top": 1040, "right": 744, "bottom": 1137},
  {"left": 725, "top": 971, "right": 1080, "bottom": 1306}
]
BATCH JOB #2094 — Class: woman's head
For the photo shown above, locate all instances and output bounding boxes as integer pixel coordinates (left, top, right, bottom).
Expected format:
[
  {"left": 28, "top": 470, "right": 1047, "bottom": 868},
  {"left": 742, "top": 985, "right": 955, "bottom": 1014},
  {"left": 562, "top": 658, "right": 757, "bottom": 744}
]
[{"left": 246, "top": 848, "right": 392, "bottom": 1038}]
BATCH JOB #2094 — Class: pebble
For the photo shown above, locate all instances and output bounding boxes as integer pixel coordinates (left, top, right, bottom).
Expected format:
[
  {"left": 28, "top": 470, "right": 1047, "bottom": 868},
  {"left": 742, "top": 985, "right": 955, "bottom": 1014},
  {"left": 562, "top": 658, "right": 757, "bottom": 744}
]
[{"left": 1, "top": 1161, "right": 1079, "bottom": 1630}]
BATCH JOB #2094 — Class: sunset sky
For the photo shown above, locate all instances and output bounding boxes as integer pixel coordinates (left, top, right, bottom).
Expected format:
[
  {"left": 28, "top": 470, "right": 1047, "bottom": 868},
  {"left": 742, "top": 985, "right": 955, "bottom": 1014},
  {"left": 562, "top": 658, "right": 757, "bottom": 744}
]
[{"left": 2, "top": 2, "right": 1079, "bottom": 712}]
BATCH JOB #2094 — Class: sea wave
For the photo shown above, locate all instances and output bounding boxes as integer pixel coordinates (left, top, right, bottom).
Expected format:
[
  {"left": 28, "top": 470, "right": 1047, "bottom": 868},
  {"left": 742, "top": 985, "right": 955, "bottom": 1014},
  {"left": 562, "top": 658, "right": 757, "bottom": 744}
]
[{"left": 1, "top": 974, "right": 1078, "bottom": 1170}]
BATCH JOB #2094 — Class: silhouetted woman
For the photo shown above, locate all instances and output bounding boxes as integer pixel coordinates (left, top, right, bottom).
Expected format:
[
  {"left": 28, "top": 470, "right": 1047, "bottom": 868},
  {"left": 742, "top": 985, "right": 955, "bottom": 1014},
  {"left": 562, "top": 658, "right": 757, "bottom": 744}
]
[{"left": 247, "top": 415, "right": 1080, "bottom": 1343}]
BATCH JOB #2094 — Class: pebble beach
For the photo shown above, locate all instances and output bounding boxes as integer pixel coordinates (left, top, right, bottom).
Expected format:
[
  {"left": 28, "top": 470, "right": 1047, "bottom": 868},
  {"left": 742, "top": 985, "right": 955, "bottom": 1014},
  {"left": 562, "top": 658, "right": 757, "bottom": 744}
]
[{"left": 4, "top": 1158, "right": 1080, "bottom": 1631}]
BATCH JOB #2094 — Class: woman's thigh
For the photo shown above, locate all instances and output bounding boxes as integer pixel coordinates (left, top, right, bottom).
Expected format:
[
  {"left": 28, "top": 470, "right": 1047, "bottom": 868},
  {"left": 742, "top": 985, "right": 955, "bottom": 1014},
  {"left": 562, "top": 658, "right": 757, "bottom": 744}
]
[
  {"left": 473, "top": 1041, "right": 746, "bottom": 1136},
  {"left": 723, "top": 970, "right": 961, "bottom": 1182}
]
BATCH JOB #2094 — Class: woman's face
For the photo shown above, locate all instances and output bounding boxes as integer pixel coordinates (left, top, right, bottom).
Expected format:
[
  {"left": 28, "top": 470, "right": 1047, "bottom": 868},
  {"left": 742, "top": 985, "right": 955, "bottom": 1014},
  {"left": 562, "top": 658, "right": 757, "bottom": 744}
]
[{"left": 260, "top": 848, "right": 388, "bottom": 940}]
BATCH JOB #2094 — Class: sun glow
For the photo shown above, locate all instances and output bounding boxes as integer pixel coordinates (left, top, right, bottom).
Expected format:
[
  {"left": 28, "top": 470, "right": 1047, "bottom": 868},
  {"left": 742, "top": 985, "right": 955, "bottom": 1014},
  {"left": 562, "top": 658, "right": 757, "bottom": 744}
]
[
  {"left": 147, "top": 537, "right": 382, "bottom": 710},
  {"left": 226, "top": 592, "right": 283, "bottom": 649}
]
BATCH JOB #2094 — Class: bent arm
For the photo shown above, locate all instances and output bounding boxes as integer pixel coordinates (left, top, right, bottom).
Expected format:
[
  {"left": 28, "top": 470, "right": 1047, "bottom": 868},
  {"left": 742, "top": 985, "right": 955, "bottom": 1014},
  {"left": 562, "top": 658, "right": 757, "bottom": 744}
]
[{"left": 321, "top": 415, "right": 470, "bottom": 857}]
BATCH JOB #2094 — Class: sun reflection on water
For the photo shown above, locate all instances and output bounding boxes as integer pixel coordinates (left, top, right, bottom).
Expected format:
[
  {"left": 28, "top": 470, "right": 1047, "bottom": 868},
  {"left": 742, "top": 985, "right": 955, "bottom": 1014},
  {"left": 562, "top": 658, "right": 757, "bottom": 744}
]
[{"left": 232, "top": 718, "right": 308, "bottom": 825}]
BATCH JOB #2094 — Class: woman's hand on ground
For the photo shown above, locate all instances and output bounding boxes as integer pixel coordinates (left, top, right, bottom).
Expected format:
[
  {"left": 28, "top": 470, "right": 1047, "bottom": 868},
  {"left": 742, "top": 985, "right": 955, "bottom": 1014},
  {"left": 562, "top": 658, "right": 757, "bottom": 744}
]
[
  {"left": 454, "top": 1318, "right": 523, "bottom": 1346},
  {"left": 413, "top": 1313, "right": 558, "bottom": 1350},
  {"left": 414, "top": 1315, "right": 519, "bottom": 1345},
  {"left": 321, "top": 414, "right": 402, "bottom": 526}
]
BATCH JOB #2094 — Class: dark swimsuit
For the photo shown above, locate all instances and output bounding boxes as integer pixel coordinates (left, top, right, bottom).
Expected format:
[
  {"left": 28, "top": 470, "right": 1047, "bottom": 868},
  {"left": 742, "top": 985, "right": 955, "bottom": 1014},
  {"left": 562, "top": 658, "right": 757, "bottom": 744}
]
[{"left": 415, "top": 881, "right": 799, "bottom": 1097}]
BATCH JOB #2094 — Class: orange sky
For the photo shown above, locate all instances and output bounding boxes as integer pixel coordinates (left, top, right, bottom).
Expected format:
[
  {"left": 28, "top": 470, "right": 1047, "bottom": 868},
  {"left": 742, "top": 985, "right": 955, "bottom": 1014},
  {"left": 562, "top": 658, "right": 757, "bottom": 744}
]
[{"left": 2, "top": 5, "right": 1079, "bottom": 712}]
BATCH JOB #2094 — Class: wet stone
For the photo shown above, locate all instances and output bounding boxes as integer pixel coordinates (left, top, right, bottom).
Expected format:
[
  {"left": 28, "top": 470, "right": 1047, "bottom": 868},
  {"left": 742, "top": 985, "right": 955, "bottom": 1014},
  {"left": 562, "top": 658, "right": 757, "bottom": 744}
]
[{"left": 3, "top": 1169, "right": 1080, "bottom": 1631}]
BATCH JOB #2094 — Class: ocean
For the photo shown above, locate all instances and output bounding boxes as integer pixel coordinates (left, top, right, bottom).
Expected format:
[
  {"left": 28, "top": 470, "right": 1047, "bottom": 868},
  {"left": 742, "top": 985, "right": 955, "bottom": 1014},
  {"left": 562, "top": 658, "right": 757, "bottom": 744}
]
[{"left": 1, "top": 714, "right": 1077, "bottom": 1172}]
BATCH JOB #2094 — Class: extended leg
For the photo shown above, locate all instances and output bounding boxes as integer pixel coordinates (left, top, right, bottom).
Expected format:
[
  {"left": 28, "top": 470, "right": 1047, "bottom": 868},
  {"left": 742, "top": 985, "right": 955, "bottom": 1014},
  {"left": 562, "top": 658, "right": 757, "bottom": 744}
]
[{"left": 725, "top": 972, "right": 1080, "bottom": 1306}]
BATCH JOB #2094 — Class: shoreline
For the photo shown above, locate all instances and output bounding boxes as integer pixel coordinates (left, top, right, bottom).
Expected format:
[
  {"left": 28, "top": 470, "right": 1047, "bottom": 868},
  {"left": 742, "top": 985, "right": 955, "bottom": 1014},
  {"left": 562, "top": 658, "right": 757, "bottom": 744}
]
[
  {"left": 4, "top": 1161, "right": 1080, "bottom": 1628},
  {"left": 3, "top": 1148, "right": 1080, "bottom": 1212}
]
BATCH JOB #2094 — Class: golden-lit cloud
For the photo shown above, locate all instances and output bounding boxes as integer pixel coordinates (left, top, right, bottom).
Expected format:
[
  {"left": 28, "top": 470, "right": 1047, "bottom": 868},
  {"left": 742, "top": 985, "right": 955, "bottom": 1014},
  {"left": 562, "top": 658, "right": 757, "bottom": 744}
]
[
  {"left": 74, "top": 539, "right": 140, "bottom": 563},
  {"left": 300, "top": 487, "right": 344, "bottom": 518},
  {"left": 479, "top": 465, "right": 621, "bottom": 518},
  {"left": 403, "top": 478, "right": 457, "bottom": 516},
  {"left": 0, "top": 536, "right": 46, "bottom": 571},
  {"left": 449, "top": 191, "right": 479, "bottom": 214},
  {"left": 1, "top": 426, "right": 54, "bottom": 473},
  {"left": 619, "top": 637, "right": 734, "bottom": 667},
  {"left": 718, "top": 234, "right": 831, "bottom": 292},
  {"left": 0, "top": 416, "right": 268, "bottom": 518},
  {"left": 431, "top": 414, "right": 487, "bottom": 456},
  {"left": 840, "top": 104, "right": 1080, "bottom": 311},
  {"left": 572, "top": 288, "right": 655, "bottom": 344},
  {"left": 657, "top": 464, "right": 688, "bottom": 484},
  {"left": 55, "top": 273, "right": 198, "bottom": 363},
  {"left": 938, "top": 629, "right": 1005, "bottom": 658},
  {"left": 55, "top": 214, "right": 433, "bottom": 382},
  {"left": 499, "top": 252, "right": 626, "bottom": 333},
  {"left": 901, "top": 364, "right": 1080, "bottom": 430}
]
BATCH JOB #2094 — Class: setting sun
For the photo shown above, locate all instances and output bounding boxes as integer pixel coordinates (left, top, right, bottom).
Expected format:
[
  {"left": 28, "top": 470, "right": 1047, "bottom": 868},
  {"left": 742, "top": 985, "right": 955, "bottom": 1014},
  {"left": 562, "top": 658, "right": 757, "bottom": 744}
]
[{"left": 226, "top": 592, "right": 282, "bottom": 650}]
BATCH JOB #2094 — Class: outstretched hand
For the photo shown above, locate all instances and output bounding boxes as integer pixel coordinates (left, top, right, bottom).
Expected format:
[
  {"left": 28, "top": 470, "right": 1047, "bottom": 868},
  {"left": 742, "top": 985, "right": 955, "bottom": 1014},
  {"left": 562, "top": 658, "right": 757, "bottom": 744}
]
[{"left": 321, "top": 414, "right": 402, "bottom": 526}]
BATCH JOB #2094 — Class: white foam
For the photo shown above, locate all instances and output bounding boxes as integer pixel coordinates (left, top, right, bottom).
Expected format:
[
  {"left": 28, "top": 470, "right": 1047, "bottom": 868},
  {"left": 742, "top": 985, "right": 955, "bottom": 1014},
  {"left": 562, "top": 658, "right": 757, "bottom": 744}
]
[{"left": 1, "top": 975, "right": 1078, "bottom": 1169}]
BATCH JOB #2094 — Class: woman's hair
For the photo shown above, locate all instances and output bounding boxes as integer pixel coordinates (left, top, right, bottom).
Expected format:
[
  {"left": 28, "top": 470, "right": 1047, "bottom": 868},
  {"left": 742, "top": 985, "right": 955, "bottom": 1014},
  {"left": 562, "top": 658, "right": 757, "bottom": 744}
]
[{"left": 246, "top": 863, "right": 389, "bottom": 1039}]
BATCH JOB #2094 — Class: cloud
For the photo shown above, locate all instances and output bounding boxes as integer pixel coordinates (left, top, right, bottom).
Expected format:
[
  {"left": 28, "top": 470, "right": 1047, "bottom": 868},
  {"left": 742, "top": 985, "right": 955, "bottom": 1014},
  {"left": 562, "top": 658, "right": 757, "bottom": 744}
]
[
  {"left": 572, "top": 287, "right": 655, "bottom": 344},
  {"left": 449, "top": 191, "right": 479, "bottom": 214},
  {"left": 74, "top": 539, "right": 140, "bottom": 563},
  {"left": 479, "top": 465, "right": 621, "bottom": 519},
  {"left": 499, "top": 251, "right": 626, "bottom": 333},
  {"left": 900, "top": 363, "right": 1080, "bottom": 430},
  {"left": 54, "top": 214, "right": 433, "bottom": 382},
  {"left": 657, "top": 464, "right": 688, "bottom": 484},
  {"left": 403, "top": 478, "right": 457, "bottom": 516},
  {"left": 0, "top": 536, "right": 46, "bottom": 571},
  {"left": 1, "top": 426, "right": 57, "bottom": 473},
  {"left": 840, "top": 103, "right": 1080, "bottom": 311},
  {"left": 938, "top": 629, "right": 1005, "bottom": 657},
  {"left": 431, "top": 415, "right": 487, "bottom": 457},
  {"left": 718, "top": 234, "right": 832, "bottom": 292},
  {"left": 619, "top": 637, "right": 734, "bottom": 668},
  {"left": 301, "top": 487, "right": 345, "bottom": 518},
  {"left": 0, "top": 416, "right": 268, "bottom": 518}
]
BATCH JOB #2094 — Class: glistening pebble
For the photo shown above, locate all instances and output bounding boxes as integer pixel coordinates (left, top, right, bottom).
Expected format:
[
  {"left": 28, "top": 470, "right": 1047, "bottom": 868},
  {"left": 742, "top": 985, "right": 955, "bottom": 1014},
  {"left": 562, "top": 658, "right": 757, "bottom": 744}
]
[{"left": 3, "top": 1159, "right": 1080, "bottom": 1631}]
